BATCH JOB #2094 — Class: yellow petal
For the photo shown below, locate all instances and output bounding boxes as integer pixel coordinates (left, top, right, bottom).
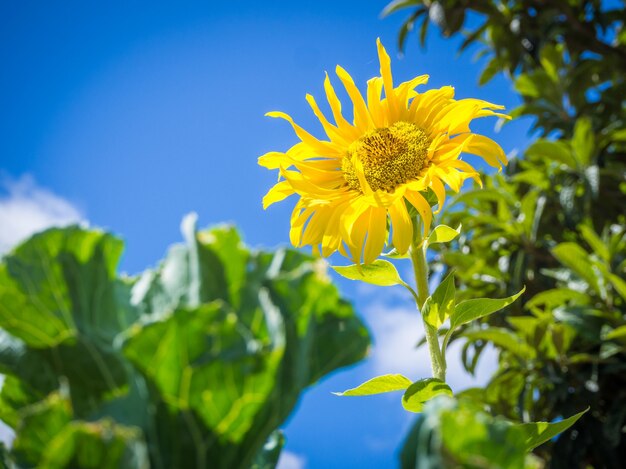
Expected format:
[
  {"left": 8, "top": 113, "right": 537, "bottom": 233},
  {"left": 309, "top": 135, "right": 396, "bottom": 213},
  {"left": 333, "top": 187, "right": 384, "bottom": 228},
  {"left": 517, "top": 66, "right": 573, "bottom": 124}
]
[
  {"left": 376, "top": 38, "right": 399, "bottom": 120},
  {"left": 388, "top": 199, "right": 413, "bottom": 254},
  {"left": 323, "top": 73, "right": 360, "bottom": 139},
  {"left": 363, "top": 206, "right": 388, "bottom": 264},
  {"left": 404, "top": 190, "right": 432, "bottom": 238},
  {"left": 262, "top": 180, "right": 294, "bottom": 209},
  {"left": 336, "top": 65, "right": 374, "bottom": 131},
  {"left": 266, "top": 111, "right": 341, "bottom": 157}
]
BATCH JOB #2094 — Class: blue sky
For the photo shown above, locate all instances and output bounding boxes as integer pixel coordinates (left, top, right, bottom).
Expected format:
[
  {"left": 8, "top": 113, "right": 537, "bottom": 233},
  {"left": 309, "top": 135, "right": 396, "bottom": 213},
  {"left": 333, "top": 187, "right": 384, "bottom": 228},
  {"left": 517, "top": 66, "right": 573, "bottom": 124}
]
[{"left": 1, "top": 1, "right": 531, "bottom": 467}]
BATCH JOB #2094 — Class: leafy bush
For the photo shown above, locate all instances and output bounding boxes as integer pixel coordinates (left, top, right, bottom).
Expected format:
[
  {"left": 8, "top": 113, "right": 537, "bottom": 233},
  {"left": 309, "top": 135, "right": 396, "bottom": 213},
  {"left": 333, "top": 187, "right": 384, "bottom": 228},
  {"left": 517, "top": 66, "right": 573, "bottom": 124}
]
[
  {"left": 386, "top": 0, "right": 626, "bottom": 466},
  {"left": 0, "top": 215, "right": 369, "bottom": 468}
]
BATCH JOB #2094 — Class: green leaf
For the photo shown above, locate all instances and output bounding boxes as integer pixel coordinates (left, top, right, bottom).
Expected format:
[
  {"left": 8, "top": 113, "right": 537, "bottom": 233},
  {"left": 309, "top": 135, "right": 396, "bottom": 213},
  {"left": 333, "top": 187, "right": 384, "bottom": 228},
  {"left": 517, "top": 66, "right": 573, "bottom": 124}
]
[
  {"left": 462, "top": 328, "right": 535, "bottom": 359},
  {"left": 422, "top": 271, "right": 456, "bottom": 328},
  {"left": 526, "top": 288, "right": 590, "bottom": 310},
  {"left": 450, "top": 287, "right": 525, "bottom": 330},
  {"left": 604, "top": 325, "right": 626, "bottom": 342},
  {"left": 552, "top": 242, "right": 599, "bottom": 292},
  {"left": 580, "top": 225, "right": 609, "bottom": 262},
  {"left": 607, "top": 272, "right": 626, "bottom": 301},
  {"left": 335, "top": 374, "right": 412, "bottom": 396},
  {"left": 40, "top": 419, "right": 149, "bottom": 469},
  {"left": 428, "top": 224, "right": 461, "bottom": 245},
  {"left": 381, "top": 0, "right": 420, "bottom": 17},
  {"left": 525, "top": 140, "right": 576, "bottom": 168},
  {"left": 516, "top": 409, "right": 588, "bottom": 451},
  {"left": 572, "top": 117, "right": 595, "bottom": 165},
  {"left": 333, "top": 259, "right": 405, "bottom": 287},
  {"left": 479, "top": 56, "right": 501, "bottom": 85},
  {"left": 402, "top": 379, "right": 453, "bottom": 413}
]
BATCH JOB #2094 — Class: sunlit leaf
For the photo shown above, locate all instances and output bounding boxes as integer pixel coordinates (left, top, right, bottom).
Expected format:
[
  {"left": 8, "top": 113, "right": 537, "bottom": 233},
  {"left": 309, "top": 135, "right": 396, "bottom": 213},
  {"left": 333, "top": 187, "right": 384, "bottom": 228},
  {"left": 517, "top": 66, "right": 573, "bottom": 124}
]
[
  {"left": 450, "top": 287, "right": 525, "bottom": 330},
  {"left": 402, "top": 379, "right": 452, "bottom": 412},
  {"left": 333, "top": 260, "right": 405, "bottom": 287},
  {"left": 335, "top": 374, "right": 412, "bottom": 396}
]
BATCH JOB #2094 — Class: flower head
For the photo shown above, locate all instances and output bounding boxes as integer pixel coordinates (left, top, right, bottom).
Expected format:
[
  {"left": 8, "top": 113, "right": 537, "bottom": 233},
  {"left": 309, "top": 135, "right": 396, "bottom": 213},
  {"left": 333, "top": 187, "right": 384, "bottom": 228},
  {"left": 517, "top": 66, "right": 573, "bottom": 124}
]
[{"left": 260, "top": 39, "right": 508, "bottom": 264}]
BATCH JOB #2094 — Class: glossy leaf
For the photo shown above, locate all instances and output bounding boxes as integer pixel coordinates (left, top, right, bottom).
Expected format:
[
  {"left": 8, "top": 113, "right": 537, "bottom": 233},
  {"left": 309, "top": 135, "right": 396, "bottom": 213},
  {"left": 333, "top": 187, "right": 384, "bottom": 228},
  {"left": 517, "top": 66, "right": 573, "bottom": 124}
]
[
  {"left": 402, "top": 379, "right": 452, "bottom": 413},
  {"left": 335, "top": 374, "right": 412, "bottom": 396},
  {"left": 422, "top": 271, "right": 456, "bottom": 328},
  {"left": 333, "top": 259, "right": 405, "bottom": 287},
  {"left": 427, "top": 224, "right": 461, "bottom": 245},
  {"left": 450, "top": 287, "right": 525, "bottom": 330}
]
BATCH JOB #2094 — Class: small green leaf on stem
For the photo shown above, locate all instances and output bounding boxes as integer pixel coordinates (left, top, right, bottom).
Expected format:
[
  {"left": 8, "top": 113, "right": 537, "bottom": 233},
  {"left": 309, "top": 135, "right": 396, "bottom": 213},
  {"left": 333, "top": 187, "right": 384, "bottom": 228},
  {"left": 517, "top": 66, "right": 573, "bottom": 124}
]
[
  {"left": 402, "top": 378, "right": 453, "bottom": 413},
  {"left": 422, "top": 271, "right": 456, "bottom": 328},
  {"left": 334, "top": 374, "right": 412, "bottom": 396},
  {"left": 428, "top": 224, "right": 462, "bottom": 245},
  {"left": 450, "top": 287, "right": 526, "bottom": 330},
  {"left": 333, "top": 260, "right": 405, "bottom": 287}
]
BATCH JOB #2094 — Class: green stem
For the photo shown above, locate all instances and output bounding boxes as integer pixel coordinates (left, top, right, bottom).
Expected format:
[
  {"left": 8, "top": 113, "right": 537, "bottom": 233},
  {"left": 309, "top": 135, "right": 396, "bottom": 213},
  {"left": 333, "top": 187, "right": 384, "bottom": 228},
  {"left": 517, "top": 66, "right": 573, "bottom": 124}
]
[{"left": 410, "top": 219, "right": 446, "bottom": 382}]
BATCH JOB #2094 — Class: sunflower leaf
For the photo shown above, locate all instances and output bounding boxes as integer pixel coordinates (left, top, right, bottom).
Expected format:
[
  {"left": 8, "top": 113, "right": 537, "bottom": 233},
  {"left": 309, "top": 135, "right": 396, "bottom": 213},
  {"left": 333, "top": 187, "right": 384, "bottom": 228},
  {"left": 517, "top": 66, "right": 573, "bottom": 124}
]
[
  {"left": 334, "top": 374, "right": 412, "bottom": 396},
  {"left": 332, "top": 260, "right": 405, "bottom": 287},
  {"left": 402, "top": 378, "right": 453, "bottom": 413},
  {"left": 450, "top": 287, "right": 525, "bottom": 330},
  {"left": 422, "top": 271, "right": 456, "bottom": 328},
  {"left": 428, "top": 224, "right": 462, "bottom": 245}
]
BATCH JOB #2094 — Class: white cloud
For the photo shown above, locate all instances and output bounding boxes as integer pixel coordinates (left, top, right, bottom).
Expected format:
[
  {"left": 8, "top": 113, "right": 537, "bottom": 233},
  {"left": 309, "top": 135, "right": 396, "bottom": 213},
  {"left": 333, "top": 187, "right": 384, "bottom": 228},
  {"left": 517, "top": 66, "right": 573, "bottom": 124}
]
[
  {"left": 277, "top": 450, "right": 306, "bottom": 469},
  {"left": 0, "top": 174, "right": 83, "bottom": 253},
  {"left": 364, "top": 301, "right": 498, "bottom": 392}
]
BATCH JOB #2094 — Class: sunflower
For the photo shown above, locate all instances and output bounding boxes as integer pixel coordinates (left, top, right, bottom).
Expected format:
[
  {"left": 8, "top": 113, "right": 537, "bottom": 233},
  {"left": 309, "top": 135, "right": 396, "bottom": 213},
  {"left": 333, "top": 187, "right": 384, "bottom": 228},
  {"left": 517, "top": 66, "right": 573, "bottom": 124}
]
[{"left": 259, "top": 39, "right": 508, "bottom": 265}]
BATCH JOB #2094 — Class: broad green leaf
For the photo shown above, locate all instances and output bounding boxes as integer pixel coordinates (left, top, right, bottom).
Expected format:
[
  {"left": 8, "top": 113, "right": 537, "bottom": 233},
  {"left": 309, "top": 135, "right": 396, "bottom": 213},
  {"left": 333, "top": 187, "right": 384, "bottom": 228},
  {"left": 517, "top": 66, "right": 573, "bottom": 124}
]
[
  {"left": 0, "top": 219, "right": 370, "bottom": 469},
  {"left": 607, "top": 272, "right": 626, "bottom": 301},
  {"left": 422, "top": 271, "right": 456, "bottom": 328},
  {"left": 335, "top": 374, "right": 412, "bottom": 396},
  {"left": 516, "top": 408, "right": 588, "bottom": 451},
  {"left": 0, "top": 227, "right": 134, "bottom": 347},
  {"left": 450, "top": 287, "right": 525, "bottom": 330},
  {"left": 525, "top": 140, "right": 576, "bottom": 168},
  {"left": 428, "top": 224, "right": 461, "bottom": 245},
  {"left": 552, "top": 243, "right": 600, "bottom": 292},
  {"left": 579, "top": 225, "right": 609, "bottom": 262},
  {"left": 514, "top": 74, "right": 541, "bottom": 98},
  {"left": 605, "top": 325, "right": 626, "bottom": 341},
  {"left": 526, "top": 288, "right": 590, "bottom": 310},
  {"left": 462, "top": 328, "right": 535, "bottom": 359},
  {"left": 40, "top": 419, "right": 149, "bottom": 469},
  {"left": 572, "top": 117, "right": 595, "bottom": 165},
  {"left": 333, "top": 259, "right": 405, "bottom": 287},
  {"left": 402, "top": 379, "right": 452, "bottom": 413},
  {"left": 12, "top": 393, "right": 72, "bottom": 465}
]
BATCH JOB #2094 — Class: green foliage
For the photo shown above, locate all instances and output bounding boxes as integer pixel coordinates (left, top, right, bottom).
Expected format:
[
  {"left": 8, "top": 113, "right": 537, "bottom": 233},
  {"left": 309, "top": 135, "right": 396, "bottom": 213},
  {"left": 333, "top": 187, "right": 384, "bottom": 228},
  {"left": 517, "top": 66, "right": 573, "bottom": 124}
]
[
  {"left": 400, "top": 396, "right": 585, "bottom": 469},
  {"left": 386, "top": 0, "right": 626, "bottom": 466},
  {"left": 0, "top": 215, "right": 370, "bottom": 468}
]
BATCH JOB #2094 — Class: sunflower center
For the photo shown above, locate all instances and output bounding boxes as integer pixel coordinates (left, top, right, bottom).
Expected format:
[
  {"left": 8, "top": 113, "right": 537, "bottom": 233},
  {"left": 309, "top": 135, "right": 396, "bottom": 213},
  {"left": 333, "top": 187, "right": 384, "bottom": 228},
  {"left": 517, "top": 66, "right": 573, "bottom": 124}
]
[{"left": 342, "top": 122, "right": 430, "bottom": 193}]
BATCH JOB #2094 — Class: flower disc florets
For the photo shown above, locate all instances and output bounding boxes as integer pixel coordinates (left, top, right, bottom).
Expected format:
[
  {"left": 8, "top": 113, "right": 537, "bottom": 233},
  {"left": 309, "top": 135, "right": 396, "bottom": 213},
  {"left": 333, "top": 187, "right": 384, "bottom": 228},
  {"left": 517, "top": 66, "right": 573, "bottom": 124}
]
[{"left": 342, "top": 122, "right": 430, "bottom": 193}]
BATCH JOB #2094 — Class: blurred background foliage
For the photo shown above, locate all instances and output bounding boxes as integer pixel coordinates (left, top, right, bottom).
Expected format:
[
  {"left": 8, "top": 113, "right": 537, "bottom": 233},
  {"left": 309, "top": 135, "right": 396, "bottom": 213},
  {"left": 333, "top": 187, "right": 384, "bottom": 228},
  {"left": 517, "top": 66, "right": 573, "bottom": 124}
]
[
  {"left": 386, "top": 0, "right": 626, "bottom": 467},
  {"left": 0, "top": 215, "right": 369, "bottom": 468}
]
